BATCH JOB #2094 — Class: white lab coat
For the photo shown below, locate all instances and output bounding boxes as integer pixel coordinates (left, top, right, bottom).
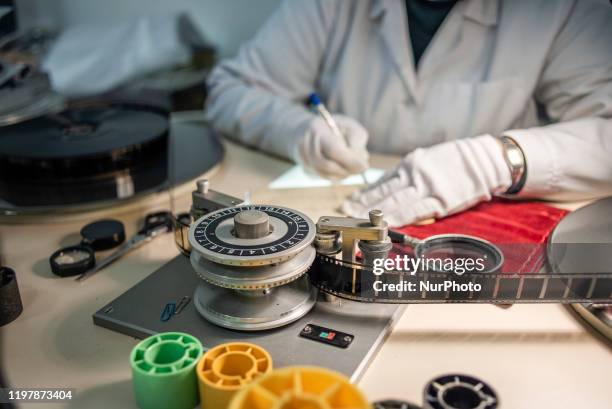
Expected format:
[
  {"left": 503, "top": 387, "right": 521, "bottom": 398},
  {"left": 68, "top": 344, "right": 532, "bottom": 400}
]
[{"left": 205, "top": 0, "right": 612, "bottom": 201}]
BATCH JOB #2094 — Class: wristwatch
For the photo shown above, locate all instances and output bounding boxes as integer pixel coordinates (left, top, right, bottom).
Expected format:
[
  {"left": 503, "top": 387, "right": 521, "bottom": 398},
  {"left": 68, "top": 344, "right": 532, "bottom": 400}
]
[{"left": 497, "top": 135, "right": 527, "bottom": 194}]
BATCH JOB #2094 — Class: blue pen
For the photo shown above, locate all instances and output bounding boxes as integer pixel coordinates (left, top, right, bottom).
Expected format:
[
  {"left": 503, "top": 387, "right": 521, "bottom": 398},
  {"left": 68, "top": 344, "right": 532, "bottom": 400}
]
[{"left": 308, "top": 92, "right": 369, "bottom": 185}]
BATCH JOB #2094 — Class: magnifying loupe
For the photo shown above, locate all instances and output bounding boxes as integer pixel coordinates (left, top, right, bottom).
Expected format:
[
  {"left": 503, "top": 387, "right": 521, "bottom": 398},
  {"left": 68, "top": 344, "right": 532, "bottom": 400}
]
[
  {"left": 389, "top": 231, "right": 504, "bottom": 274},
  {"left": 49, "top": 244, "right": 96, "bottom": 277}
]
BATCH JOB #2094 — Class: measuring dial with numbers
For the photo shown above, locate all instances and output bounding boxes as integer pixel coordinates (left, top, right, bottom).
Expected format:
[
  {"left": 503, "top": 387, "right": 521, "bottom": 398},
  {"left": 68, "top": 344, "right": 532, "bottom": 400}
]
[{"left": 188, "top": 205, "right": 316, "bottom": 266}]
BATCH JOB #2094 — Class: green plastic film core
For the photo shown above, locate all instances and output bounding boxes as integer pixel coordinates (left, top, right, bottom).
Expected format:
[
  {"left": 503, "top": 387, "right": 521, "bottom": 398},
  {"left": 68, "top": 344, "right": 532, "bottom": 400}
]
[{"left": 130, "top": 332, "right": 203, "bottom": 409}]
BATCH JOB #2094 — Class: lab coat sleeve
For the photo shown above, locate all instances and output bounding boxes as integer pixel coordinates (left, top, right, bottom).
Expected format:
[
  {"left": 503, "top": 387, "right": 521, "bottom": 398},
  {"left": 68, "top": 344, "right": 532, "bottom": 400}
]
[
  {"left": 503, "top": 0, "right": 612, "bottom": 201},
  {"left": 204, "top": 0, "right": 335, "bottom": 161}
]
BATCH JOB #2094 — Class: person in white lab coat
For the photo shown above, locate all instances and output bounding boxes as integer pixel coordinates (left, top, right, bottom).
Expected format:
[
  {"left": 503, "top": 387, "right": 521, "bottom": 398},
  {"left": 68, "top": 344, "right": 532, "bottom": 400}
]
[{"left": 205, "top": 0, "right": 612, "bottom": 226}]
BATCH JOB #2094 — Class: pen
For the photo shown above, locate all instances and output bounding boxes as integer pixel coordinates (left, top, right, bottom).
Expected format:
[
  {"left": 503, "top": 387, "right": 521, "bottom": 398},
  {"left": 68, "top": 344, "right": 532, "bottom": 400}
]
[{"left": 308, "top": 92, "right": 369, "bottom": 185}]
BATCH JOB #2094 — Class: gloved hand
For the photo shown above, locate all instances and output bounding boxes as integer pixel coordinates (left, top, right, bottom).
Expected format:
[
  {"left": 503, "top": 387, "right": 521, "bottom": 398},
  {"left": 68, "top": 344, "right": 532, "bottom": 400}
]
[
  {"left": 342, "top": 135, "right": 512, "bottom": 226},
  {"left": 295, "top": 114, "right": 369, "bottom": 179}
]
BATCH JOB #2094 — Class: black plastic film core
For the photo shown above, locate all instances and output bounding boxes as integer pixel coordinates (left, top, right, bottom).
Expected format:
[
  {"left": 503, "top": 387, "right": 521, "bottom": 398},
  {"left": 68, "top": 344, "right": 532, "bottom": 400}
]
[
  {"left": 423, "top": 374, "right": 498, "bottom": 409},
  {"left": 373, "top": 400, "right": 422, "bottom": 409},
  {"left": 0, "top": 266, "right": 23, "bottom": 326}
]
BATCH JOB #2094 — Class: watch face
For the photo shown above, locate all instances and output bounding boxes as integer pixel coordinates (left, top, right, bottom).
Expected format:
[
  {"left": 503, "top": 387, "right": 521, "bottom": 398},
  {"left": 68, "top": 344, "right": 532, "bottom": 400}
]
[
  {"left": 506, "top": 148, "right": 523, "bottom": 164},
  {"left": 505, "top": 143, "right": 524, "bottom": 170}
]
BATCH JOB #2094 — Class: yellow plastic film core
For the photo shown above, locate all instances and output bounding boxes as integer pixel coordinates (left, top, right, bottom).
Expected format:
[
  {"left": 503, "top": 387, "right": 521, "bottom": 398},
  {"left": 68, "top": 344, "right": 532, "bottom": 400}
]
[
  {"left": 228, "top": 366, "right": 370, "bottom": 409},
  {"left": 197, "top": 342, "right": 273, "bottom": 409}
]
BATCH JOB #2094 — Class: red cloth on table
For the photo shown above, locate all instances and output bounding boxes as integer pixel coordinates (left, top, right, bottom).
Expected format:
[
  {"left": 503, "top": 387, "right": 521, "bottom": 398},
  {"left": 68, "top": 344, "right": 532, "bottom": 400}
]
[{"left": 393, "top": 200, "right": 569, "bottom": 274}]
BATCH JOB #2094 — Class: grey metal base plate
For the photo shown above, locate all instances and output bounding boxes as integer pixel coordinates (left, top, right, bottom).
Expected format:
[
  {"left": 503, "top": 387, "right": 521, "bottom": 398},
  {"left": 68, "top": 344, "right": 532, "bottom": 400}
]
[{"left": 93, "top": 255, "right": 402, "bottom": 381}]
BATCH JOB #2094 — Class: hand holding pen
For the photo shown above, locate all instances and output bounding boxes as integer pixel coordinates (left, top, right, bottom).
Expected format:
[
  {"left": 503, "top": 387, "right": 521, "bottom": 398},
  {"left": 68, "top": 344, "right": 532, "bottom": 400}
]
[{"left": 297, "top": 92, "right": 369, "bottom": 182}]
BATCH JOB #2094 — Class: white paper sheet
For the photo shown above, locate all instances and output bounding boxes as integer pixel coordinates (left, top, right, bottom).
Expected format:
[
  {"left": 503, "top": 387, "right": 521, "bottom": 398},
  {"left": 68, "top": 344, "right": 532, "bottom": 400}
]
[{"left": 269, "top": 165, "right": 384, "bottom": 189}]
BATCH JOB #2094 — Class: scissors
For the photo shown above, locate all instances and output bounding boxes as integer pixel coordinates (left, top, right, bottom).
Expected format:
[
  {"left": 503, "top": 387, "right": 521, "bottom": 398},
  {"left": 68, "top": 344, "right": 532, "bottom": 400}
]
[{"left": 75, "top": 211, "right": 173, "bottom": 282}]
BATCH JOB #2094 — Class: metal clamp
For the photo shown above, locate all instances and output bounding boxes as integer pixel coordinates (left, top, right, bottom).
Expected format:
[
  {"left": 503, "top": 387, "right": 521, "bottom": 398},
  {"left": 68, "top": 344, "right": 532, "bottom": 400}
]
[
  {"left": 316, "top": 210, "right": 390, "bottom": 295},
  {"left": 316, "top": 210, "right": 388, "bottom": 264},
  {"left": 190, "top": 179, "right": 244, "bottom": 220},
  {"left": 174, "top": 180, "right": 245, "bottom": 256}
]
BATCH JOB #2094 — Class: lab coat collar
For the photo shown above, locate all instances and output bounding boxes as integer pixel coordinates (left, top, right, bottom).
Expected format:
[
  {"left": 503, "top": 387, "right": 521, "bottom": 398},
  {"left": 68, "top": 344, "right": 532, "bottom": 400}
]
[
  {"left": 416, "top": 0, "right": 499, "bottom": 87},
  {"left": 370, "top": 0, "right": 499, "bottom": 27},
  {"left": 462, "top": 0, "right": 500, "bottom": 27},
  {"left": 368, "top": 0, "right": 499, "bottom": 101},
  {"left": 369, "top": 0, "right": 386, "bottom": 20},
  {"left": 369, "top": 0, "right": 418, "bottom": 99}
]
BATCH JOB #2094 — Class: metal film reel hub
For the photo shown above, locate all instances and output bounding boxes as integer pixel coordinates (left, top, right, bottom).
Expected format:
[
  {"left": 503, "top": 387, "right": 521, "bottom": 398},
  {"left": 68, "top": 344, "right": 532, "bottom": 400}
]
[
  {"left": 189, "top": 205, "right": 315, "bottom": 267},
  {"left": 193, "top": 275, "right": 317, "bottom": 331},
  {"left": 188, "top": 205, "right": 318, "bottom": 331},
  {"left": 190, "top": 249, "right": 315, "bottom": 290}
]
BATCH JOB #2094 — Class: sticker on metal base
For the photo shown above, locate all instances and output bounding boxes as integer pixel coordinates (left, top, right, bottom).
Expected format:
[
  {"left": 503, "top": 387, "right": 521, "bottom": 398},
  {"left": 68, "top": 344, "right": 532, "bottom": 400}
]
[{"left": 299, "top": 323, "right": 354, "bottom": 348}]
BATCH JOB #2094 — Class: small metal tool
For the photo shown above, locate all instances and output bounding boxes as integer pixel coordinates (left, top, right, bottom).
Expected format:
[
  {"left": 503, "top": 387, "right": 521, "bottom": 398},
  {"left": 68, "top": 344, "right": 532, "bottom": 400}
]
[
  {"left": 159, "top": 296, "right": 190, "bottom": 322},
  {"left": 76, "top": 211, "right": 173, "bottom": 282},
  {"left": 174, "top": 296, "right": 191, "bottom": 315}
]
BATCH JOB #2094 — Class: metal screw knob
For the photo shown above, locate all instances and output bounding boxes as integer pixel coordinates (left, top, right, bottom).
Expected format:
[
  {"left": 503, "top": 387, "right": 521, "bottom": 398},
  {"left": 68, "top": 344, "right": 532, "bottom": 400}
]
[
  {"left": 234, "top": 210, "right": 270, "bottom": 239},
  {"left": 196, "top": 179, "right": 210, "bottom": 194},
  {"left": 369, "top": 209, "right": 383, "bottom": 226}
]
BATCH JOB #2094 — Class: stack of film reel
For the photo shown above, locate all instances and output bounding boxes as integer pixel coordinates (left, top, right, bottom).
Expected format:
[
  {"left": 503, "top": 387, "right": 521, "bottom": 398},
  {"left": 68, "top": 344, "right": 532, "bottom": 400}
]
[{"left": 188, "top": 205, "right": 318, "bottom": 331}]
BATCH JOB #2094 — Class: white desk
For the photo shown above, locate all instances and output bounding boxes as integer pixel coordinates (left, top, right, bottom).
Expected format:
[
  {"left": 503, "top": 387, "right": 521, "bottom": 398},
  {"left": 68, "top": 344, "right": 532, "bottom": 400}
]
[{"left": 1, "top": 137, "right": 610, "bottom": 409}]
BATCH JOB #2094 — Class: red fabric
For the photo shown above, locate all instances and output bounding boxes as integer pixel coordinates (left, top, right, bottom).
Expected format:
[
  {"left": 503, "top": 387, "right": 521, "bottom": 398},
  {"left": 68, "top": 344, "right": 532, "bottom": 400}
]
[{"left": 393, "top": 200, "right": 569, "bottom": 274}]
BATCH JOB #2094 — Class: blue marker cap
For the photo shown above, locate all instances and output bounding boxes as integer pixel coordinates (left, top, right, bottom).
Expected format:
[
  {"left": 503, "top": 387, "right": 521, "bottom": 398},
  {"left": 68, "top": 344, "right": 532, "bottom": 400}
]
[{"left": 307, "top": 92, "right": 321, "bottom": 106}]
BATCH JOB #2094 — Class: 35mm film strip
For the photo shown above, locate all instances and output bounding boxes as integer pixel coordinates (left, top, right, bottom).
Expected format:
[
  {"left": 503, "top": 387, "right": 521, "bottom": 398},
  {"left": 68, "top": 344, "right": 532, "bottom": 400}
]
[{"left": 310, "top": 254, "right": 612, "bottom": 304}]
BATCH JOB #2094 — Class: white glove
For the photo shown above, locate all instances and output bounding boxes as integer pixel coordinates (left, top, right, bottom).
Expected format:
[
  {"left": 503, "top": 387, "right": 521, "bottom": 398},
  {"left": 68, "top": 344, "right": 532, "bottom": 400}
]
[
  {"left": 342, "top": 135, "right": 512, "bottom": 226},
  {"left": 296, "top": 114, "right": 369, "bottom": 179}
]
